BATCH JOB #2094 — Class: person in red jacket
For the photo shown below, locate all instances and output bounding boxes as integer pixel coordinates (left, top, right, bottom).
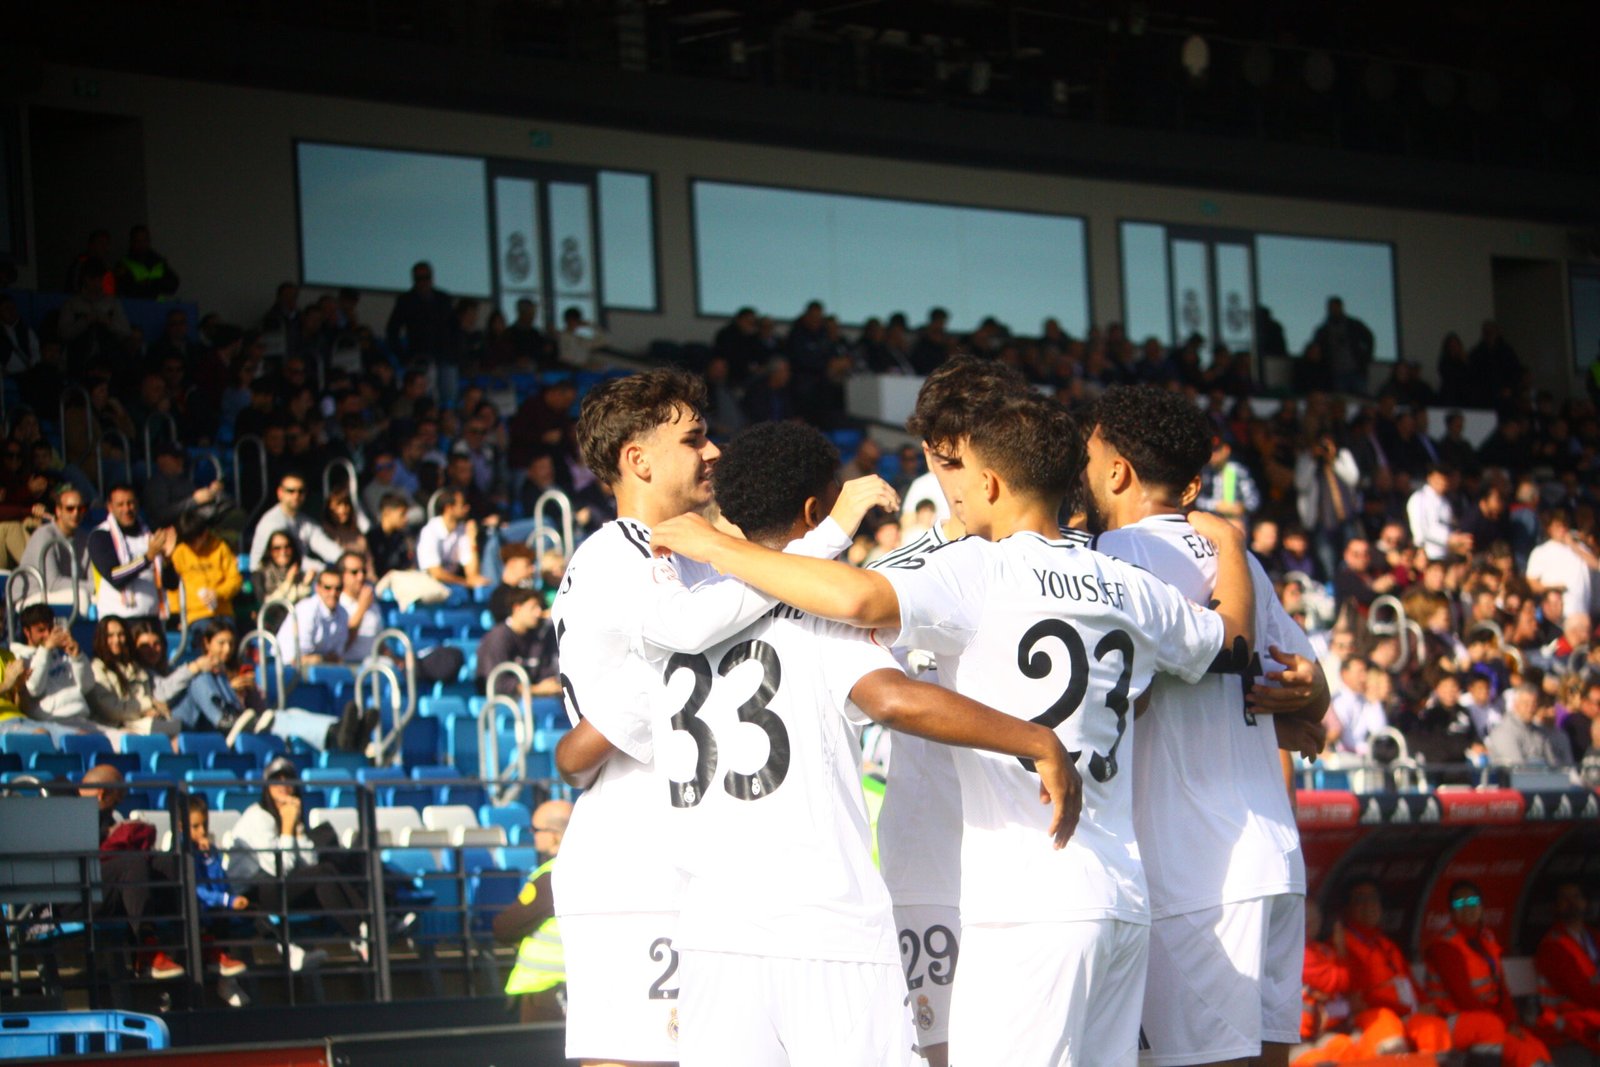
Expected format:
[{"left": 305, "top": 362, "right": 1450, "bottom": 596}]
[
  {"left": 1338, "top": 881, "right": 1460, "bottom": 1055},
  {"left": 1295, "top": 898, "right": 1409, "bottom": 1067},
  {"left": 1423, "top": 880, "right": 1552, "bottom": 1067},
  {"left": 1533, "top": 881, "right": 1600, "bottom": 1052}
]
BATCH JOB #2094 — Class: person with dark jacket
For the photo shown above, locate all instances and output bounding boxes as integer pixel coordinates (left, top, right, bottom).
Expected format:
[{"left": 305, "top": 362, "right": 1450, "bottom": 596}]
[
  {"left": 113, "top": 225, "right": 180, "bottom": 300},
  {"left": 1394, "top": 672, "right": 1481, "bottom": 785}
]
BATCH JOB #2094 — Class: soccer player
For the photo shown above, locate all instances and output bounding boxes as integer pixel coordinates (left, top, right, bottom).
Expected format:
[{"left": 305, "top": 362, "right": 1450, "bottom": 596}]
[
  {"left": 665, "top": 420, "right": 1077, "bottom": 1066},
  {"left": 651, "top": 390, "right": 1257, "bottom": 1066},
  {"left": 549, "top": 369, "right": 896, "bottom": 1067},
  {"left": 869, "top": 356, "right": 1091, "bottom": 1067},
  {"left": 1083, "top": 385, "right": 1329, "bottom": 1067}
]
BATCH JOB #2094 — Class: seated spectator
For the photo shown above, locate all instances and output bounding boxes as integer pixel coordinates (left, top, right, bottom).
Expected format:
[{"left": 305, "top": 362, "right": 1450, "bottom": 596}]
[
  {"left": 17, "top": 486, "right": 91, "bottom": 613},
  {"left": 335, "top": 553, "right": 462, "bottom": 682},
  {"left": 1487, "top": 683, "right": 1574, "bottom": 770},
  {"left": 417, "top": 488, "right": 488, "bottom": 588},
  {"left": 87, "top": 484, "right": 178, "bottom": 624},
  {"left": 113, "top": 224, "right": 180, "bottom": 300},
  {"left": 1423, "top": 882, "right": 1553, "bottom": 1067},
  {"left": 321, "top": 488, "right": 369, "bottom": 562},
  {"left": 86, "top": 616, "right": 181, "bottom": 741},
  {"left": 1526, "top": 509, "right": 1596, "bottom": 626},
  {"left": 248, "top": 474, "right": 345, "bottom": 572},
  {"left": 168, "top": 510, "right": 241, "bottom": 624},
  {"left": 1297, "top": 897, "right": 1409, "bottom": 1064},
  {"left": 0, "top": 293, "right": 41, "bottom": 375},
  {"left": 225, "top": 758, "right": 368, "bottom": 971},
  {"left": 270, "top": 574, "right": 375, "bottom": 752},
  {"left": 367, "top": 493, "right": 417, "bottom": 578},
  {"left": 0, "top": 644, "right": 37, "bottom": 735},
  {"left": 1333, "top": 539, "right": 1396, "bottom": 617},
  {"left": 477, "top": 588, "right": 561, "bottom": 699},
  {"left": 142, "top": 442, "right": 225, "bottom": 530},
  {"left": 183, "top": 795, "right": 250, "bottom": 1005},
  {"left": 254, "top": 530, "right": 314, "bottom": 605},
  {"left": 1393, "top": 671, "right": 1479, "bottom": 785},
  {"left": 57, "top": 259, "right": 132, "bottom": 368},
  {"left": 169, "top": 619, "right": 275, "bottom": 746},
  {"left": 1534, "top": 882, "right": 1600, "bottom": 1054},
  {"left": 1325, "top": 657, "right": 1387, "bottom": 755},
  {"left": 488, "top": 543, "right": 538, "bottom": 624},
  {"left": 11, "top": 604, "right": 100, "bottom": 738},
  {"left": 1565, "top": 678, "right": 1600, "bottom": 762}
]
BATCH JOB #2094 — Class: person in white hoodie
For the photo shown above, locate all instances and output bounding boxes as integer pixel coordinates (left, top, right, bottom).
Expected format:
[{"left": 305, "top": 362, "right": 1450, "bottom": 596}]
[{"left": 11, "top": 603, "right": 102, "bottom": 739}]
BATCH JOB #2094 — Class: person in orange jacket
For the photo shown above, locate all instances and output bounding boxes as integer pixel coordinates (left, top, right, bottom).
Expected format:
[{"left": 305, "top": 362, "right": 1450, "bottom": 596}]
[
  {"left": 1422, "top": 880, "right": 1553, "bottom": 1067},
  {"left": 1295, "top": 898, "right": 1410, "bottom": 1067},
  {"left": 1533, "top": 881, "right": 1600, "bottom": 1053}
]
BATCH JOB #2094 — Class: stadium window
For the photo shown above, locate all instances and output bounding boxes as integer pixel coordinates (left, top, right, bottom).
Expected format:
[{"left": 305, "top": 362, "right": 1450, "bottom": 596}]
[
  {"left": 1570, "top": 266, "right": 1600, "bottom": 372},
  {"left": 598, "top": 170, "right": 658, "bottom": 312},
  {"left": 1119, "top": 221, "right": 1172, "bottom": 346},
  {"left": 691, "top": 179, "right": 1091, "bottom": 336},
  {"left": 296, "top": 141, "right": 492, "bottom": 296},
  {"left": 1253, "top": 233, "right": 1399, "bottom": 362}
]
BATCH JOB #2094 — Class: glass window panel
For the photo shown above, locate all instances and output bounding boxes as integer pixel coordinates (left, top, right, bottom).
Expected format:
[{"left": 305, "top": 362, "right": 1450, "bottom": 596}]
[
  {"left": 1120, "top": 222, "right": 1171, "bottom": 345},
  {"left": 1254, "top": 234, "right": 1398, "bottom": 362},
  {"left": 598, "top": 171, "right": 657, "bottom": 311},
  {"left": 493, "top": 177, "right": 541, "bottom": 323},
  {"left": 1214, "top": 243, "right": 1254, "bottom": 353},
  {"left": 1571, "top": 272, "right": 1600, "bottom": 372},
  {"left": 548, "top": 181, "right": 597, "bottom": 325},
  {"left": 297, "top": 142, "right": 490, "bottom": 295},
  {"left": 1171, "top": 239, "right": 1211, "bottom": 347}
]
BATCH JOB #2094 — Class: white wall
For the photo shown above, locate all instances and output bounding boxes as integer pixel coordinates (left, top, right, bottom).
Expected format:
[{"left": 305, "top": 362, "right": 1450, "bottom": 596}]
[{"left": 16, "top": 64, "right": 1578, "bottom": 390}]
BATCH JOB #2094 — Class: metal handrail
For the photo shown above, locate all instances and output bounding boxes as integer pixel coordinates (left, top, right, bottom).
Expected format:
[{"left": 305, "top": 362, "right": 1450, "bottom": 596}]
[
  {"left": 256, "top": 597, "right": 298, "bottom": 673},
  {"left": 1402, "top": 619, "right": 1426, "bottom": 674},
  {"left": 95, "top": 429, "right": 132, "bottom": 496},
  {"left": 530, "top": 488, "right": 575, "bottom": 558},
  {"left": 477, "top": 693, "right": 533, "bottom": 806},
  {"left": 143, "top": 411, "right": 179, "bottom": 475},
  {"left": 526, "top": 527, "right": 564, "bottom": 559},
  {"left": 426, "top": 489, "right": 448, "bottom": 518},
  {"left": 58, "top": 385, "right": 92, "bottom": 460},
  {"left": 1570, "top": 643, "right": 1592, "bottom": 676},
  {"left": 369, "top": 628, "right": 419, "bottom": 767},
  {"left": 322, "top": 457, "right": 370, "bottom": 533},
  {"left": 1475, "top": 619, "right": 1506, "bottom": 646},
  {"left": 239, "top": 629, "right": 286, "bottom": 712},
  {"left": 4, "top": 565, "right": 45, "bottom": 642},
  {"left": 232, "top": 435, "right": 268, "bottom": 518},
  {"left": 189, "top": 446, "right": 228, "bottom": 490},
  {"left": 356, "top": 659, "right": 405, "bottom": 764},
  {"left": 1367, "top": 594, "right": 1411, "bottom": 674},
  {"left": 65, "top": 541, "right": 83, "bottom": 629}
]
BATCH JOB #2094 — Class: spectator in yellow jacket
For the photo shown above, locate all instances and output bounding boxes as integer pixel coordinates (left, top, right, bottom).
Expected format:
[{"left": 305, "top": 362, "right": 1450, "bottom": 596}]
[{"left": 168, "top": 512, "right": 241, "bottom": 624}]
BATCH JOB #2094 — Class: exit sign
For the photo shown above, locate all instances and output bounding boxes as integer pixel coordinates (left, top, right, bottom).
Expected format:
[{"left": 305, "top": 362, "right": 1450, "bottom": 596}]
[
  {"left": 73, "top": 77, "right": 100, "bottom": 99},
  {"left": 528, "top": 130, "right": 552, "bottom": 148}
]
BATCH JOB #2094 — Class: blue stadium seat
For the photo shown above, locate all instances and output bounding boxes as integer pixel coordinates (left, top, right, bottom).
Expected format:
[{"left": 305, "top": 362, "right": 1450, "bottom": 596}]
[
  {"left": 447, "top": 846, "right": 500, "bottom": 875},
  {"left": 443, "top": 784, "right": 487, "bottom": 809},
  {"left": 496, "top": 846, "right": 541, "bottom": 875},
  {"left": 206, "top": 751, "right": 257, "bottom": 777},
  {"left": 183, "top": 769, "right": 238, "bottom": 807},
  {"left": 301, "top": 768, "right": 355, "bottom": 787},
  {"left": 380, "top": 785, "right": 435, "bottom": 811},
  {"left": 401, "top": 718, "right": 442, "bottom": 770},
  {"left": 447, "top": 716, "right": 479, "bottom": 775},
  {"left": 290, "top": 682, "right": 336, "bottom": 717},
  {"left": 234, "top": 733, "right": 286, "bottom": 767},
  {"left": 480, "top": 802, "right": 531, "bottom": 836},
  {"left": 317, "top": 750, "right": 368, "bottom": 772},
  {"left": 469, "top": 867, "right": 525, "bottom": 933},
  {"left": 30, "top": 752, "right": 83, "bottom": 778},
  {"left": 0, "top": 752, "right": 20, "bottom": 774},
  {"left": 419, "top": 696, "right": 468, "bottom": 720},
  {"left": 177, "top": 733, "right": 227, "bottom": 761},
  {"left": 428, "top": 680, "right": 477, "bottom": 702},
  {"left": 94, "top": 752, "right": 141, "bottom": 776},
  {"left": 152, "top": 753, "right": 200, "bottom": 779},
  {"left": 409, "top": 764, "right": 455, "bottom": 780},
  {"left": 0, "top": 1010, "right": 170, "bottom": 1055},
  {"left": 120, "top": 734, "right": 169, "bottom": 772},
  {"left": 531, "top": 697, "right": 566, "bottom": 730},
  {"left": 356, "top": 766, "right": 408, "bottom": 784},
  {"left": 60, "top": 734, "right": 112, "bottom": 764},
  {"left": 306, "top": 664, "right": 356, "bottom": 688},
  {"left": 0, "top": 733, "right": 57, "bottom": 761}
]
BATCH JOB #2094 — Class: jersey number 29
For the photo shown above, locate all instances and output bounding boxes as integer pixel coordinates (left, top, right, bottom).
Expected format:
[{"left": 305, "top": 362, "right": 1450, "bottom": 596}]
[{"left": 663, "top": 640, "right": 790, "bottom": 808}]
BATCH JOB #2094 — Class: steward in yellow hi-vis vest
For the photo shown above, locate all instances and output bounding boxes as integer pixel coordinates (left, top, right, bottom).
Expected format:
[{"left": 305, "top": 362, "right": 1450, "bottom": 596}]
[{"left": 492, "top": 799, "right": 571, "bottom": 1022}]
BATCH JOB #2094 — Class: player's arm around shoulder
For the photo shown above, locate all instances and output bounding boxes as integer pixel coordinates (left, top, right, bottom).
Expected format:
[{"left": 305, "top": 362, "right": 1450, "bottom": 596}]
[
  {"left": 849, "top": 667, "right": 1081, "bottom": 848},
  {"left": 1185, "top": 510, "right": 1256, "bottom": 670},
  {"left": 555, "top": 719, "right": 614, "bottom": 789},
  {"left": 651, "top": 512, "right": 901, "bottom": 628}
]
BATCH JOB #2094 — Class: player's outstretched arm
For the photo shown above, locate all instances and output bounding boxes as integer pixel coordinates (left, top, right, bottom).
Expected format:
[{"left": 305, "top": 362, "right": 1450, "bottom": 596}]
[
  {"left": 1186, "top": 510, "right": 1256, "bottom": 669},
  {"left": 850, "top": 669, "right": 1082, "bottom": 849},
  {"left": 651, "top": 513, "right": 902, "bottom": 629},
  {"left": 554, "top": 720, "right": 614, "bottom": 789}
]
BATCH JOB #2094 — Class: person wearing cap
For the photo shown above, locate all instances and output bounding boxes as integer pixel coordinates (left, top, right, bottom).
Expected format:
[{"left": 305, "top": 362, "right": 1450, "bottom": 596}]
[{"left": 226, "top": 756, "right": 372, "bottom": 971}]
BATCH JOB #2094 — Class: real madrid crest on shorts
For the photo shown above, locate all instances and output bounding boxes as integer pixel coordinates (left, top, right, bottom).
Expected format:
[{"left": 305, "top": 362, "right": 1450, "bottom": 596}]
[
  {"left": 667, "top": 1006, "right": 680, "bottom": 1042},
  {"left": 915, "top": 993, "right": 935, "bottom": 1032}
]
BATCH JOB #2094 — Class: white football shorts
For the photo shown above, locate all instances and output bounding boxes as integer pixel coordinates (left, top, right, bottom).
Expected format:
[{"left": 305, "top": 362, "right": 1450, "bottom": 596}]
[
  {"left": 1139, "top": 893, "right": 1306, "bottom": 1066},
  {"left": 676, "top": 948, "right": 918, "bottom": 1067},
  {"left": 562, "top": 911, "right": 682, "bottom": 1063},
  {"left": 949, "top": 918, "right": 1149, "bottom": 1067},
  {"left": 895, "top": 903, "right": 961, "bottom": 1051}
]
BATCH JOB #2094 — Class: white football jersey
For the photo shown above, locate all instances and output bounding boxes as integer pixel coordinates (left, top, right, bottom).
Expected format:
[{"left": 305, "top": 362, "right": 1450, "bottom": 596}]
[
  {"left": 879, "top": 532, "right": 1224, "bottom": 926},
  {"left": 1096, "top": 513, "right": 1310, "bottom": 918},
  {"left": 551, "top": 517, "right": 850, "bottom": 917},
  {"left": 668, "top": 603, "right": 903, "bottom": 965},
  {"left": 869, "top": 522, "right": 1094, "bottom": 909}
]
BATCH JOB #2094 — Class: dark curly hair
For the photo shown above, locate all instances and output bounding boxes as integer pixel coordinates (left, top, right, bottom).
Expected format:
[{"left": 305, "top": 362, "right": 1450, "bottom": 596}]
[
  {"left": 905, "top": 356, "right": 1028, "bottom": 451},
  {"left": 1090, "top": 385, "right": 1213, "bottom": 496},
  {"left": 964, "top": 391, "right": 1084, "bottom": 504},
  {"left": 713, "top": 421, "right": 839, "bottom": 544},
  {"left": 575, "top": 369, "right": 708, "bottom": 487}
]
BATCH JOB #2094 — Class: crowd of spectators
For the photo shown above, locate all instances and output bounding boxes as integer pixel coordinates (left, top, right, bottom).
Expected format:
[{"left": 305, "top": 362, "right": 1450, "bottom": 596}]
[{"left": 4, "top": 241, "right": 1599, "bottom": 784}]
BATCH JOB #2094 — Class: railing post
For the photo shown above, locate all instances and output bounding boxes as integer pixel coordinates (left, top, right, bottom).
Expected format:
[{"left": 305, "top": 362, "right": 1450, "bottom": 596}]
[{"left": 359, "top": 783, "right": 392, "bottom": 1001}]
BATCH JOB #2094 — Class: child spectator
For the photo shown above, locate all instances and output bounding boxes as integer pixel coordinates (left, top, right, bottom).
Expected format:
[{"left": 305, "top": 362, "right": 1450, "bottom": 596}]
[{"left": 185, "top": 795, "right": 250, "bottom": 1004}]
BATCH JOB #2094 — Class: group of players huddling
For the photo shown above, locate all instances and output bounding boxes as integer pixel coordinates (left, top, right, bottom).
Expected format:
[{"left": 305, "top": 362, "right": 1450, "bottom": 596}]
[{"left": 549, "top": 358, "right": 1329, "bottom": 1067}]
